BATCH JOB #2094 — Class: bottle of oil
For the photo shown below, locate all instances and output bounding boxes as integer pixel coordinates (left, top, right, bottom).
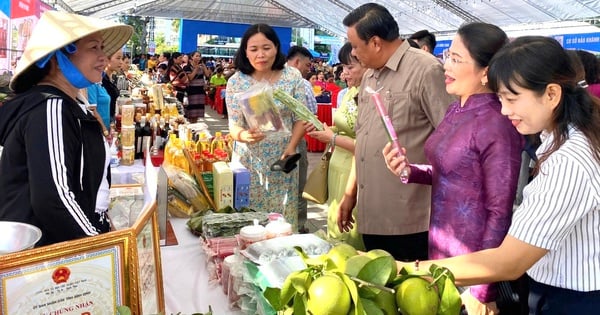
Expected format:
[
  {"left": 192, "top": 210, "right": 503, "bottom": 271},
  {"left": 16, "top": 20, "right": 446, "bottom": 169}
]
[{"left": 211, "top": 131, "right": 226, "bottom": 154}]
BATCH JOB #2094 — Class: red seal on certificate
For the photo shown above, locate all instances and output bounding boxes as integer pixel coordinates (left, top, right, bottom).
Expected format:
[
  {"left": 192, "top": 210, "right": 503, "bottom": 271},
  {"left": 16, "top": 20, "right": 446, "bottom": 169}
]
[{"left": 52, "top": 266, "right": 71, "bottom": 284}]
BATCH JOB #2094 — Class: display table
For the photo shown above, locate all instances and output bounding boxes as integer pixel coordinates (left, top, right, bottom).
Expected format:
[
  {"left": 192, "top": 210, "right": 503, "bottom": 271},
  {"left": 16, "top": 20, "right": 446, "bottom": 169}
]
[
  {"left": 111, "top": 160, "right": 146, "bottom": 185},
  {"left": 306, "top": 103, "right": 332, "bottom": 152},
  {"left": 161, "top": 218, "right": 243, "bottom": 314}
]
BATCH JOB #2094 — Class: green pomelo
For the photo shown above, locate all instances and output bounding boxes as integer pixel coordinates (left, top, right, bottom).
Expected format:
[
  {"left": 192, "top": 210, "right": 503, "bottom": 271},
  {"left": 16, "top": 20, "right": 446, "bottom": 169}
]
[
  {"left": 400, "top": 263, "right": 430, "bottom": 276},
  {"left": 343, "top": 255, "right": 372, "bottom": 277},
  {"left": 373, "top": 290, "right": 399, "bottom": 315},
  {"left": 394, "top": 277, "right": 439, "bottom": 315},
  {"left": 306, "top": 274, "right": 351, "bottom": 315},
  {"left": 365, "top": 249, "right": 398, "bottom": 284},
  {"left": 327, "top": 243, "right": 359, "bottom": 271}
]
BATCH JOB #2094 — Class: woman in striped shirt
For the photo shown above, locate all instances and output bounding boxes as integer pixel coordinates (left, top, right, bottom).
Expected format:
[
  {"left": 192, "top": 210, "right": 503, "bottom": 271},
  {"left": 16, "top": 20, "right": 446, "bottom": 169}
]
[{"left": 386, "top": 35, "right": 600, "bottom": 313}]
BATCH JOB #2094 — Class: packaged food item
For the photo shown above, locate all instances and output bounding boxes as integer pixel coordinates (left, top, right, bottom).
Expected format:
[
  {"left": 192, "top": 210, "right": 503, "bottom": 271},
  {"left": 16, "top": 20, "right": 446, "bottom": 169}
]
[
  {"left": 121, "top": 145, "right": 135, "bottom": 166},
  {"left": 120, "top": 125, "right": 135, "bottom": 147},
  {"left": 265, "top": 218, "right": 292, "bottom": 239},
  {"left": 239, "top": 219, "right": 266, "bottom": 249},
  {"left": 121, "top": 104, "right": 135, "bottom": 126}
]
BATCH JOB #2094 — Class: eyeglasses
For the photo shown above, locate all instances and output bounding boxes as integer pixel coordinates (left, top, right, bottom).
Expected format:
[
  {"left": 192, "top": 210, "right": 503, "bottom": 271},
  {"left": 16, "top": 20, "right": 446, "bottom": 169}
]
[{"left": 443, "top": 51, "right": 473, "bottom": 66}]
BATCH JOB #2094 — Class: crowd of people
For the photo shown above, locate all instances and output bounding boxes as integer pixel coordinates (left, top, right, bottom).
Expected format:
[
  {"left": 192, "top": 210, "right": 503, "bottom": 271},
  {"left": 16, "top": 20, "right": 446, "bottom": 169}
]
[{"left": 1, "top": 2, "right": 599, "bottom": 314}]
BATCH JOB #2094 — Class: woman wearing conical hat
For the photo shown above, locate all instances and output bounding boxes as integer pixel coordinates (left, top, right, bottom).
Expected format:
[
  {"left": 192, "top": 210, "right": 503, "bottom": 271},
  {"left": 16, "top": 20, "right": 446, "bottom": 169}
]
[{"left": 0, "top": 11, "right": 132, "bottom": 246}]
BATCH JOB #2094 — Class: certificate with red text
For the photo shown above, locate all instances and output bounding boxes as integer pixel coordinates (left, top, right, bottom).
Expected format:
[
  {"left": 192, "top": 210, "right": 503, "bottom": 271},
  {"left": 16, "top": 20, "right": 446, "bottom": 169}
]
[{"left": 1, "top": 246, "right": 124, "bottom": 314}]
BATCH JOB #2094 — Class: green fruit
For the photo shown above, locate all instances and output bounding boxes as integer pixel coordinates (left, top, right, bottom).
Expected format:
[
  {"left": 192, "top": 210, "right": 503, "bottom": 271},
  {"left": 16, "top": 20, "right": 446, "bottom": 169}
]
[
  {"left": 365, "top": 249, "right": 397, "bottom": 284},
  {"left": 307, "top": 275, "right": 351, "bottom": 315},
  {"left": 394, "top": 277, "right": 439, "bottom": 315},
  {"left": 327, "top": 243, "right": 359, "bottom": 271},
  {"left": 401, "top": 263, "right": 429, "bottom": 276},
  {"left": 373, "top": 290, "right": 399, "bottom": 315},
  {"left": 343, "top": 255, "right": 372, "bottom": 277}
]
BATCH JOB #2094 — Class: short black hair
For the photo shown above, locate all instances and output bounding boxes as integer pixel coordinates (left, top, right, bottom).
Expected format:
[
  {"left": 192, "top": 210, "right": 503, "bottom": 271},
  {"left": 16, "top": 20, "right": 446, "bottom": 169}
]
[
  {"left": 409, "top": 30, "right": 436, "bottom": 52},
  {"left": 234, "top": 23, "right": 287, "bottom": 75},
  {"left": 287, "top": 46, "right": 312, "bottom": 61},
  {"left": 342, "top": 3, "right": 399, "bottom": 43}
]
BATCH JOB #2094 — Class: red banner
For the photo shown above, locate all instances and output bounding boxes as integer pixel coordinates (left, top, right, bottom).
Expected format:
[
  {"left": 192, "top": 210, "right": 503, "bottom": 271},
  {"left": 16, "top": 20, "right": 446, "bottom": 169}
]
[{"left": 10, "top": 0, "right": 37, "bottom": 19}]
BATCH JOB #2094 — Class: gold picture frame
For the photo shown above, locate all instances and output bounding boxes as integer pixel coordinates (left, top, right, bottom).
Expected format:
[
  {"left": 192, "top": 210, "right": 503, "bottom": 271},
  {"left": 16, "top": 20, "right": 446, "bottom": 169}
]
[
  {"left": 130, "top": 202, "right": 165, "bottom": 315},
  {"left": 0, "top": 229, "right": 132, "bottom": 314},
  {"left": 0, "top": 200, "right": 164, "bottom": 315}
]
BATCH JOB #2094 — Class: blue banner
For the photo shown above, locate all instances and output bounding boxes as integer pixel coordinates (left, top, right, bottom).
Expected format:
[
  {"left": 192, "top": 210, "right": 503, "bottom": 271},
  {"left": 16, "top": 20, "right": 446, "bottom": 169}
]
[{"left": 553, "top": 33, "right": 600, "bottom": 53}]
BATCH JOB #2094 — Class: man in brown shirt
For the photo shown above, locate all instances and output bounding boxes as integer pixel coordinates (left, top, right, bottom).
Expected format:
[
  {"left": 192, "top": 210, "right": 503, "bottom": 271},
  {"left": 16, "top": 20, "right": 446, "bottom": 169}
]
[{"left": 338, "top": 3, "right": 454, "bottom": 261}]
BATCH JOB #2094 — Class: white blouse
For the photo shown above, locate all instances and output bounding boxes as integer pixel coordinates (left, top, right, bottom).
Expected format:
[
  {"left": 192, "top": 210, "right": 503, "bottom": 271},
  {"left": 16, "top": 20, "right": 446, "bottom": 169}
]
[{"left": 508, "top": 127, "right": 600, "bottom": 291}]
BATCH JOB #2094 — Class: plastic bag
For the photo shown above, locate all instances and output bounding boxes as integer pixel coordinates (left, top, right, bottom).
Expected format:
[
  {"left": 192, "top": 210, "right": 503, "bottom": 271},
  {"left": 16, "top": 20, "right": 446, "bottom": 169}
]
[{"left": 237, "top": 81, "right": 287, "bottom": 133}]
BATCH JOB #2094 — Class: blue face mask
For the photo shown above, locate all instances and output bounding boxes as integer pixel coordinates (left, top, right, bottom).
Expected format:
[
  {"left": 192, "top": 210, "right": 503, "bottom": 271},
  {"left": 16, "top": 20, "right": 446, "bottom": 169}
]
[{"left": 35, "top": 43, "right": 94, "bottom": 89}]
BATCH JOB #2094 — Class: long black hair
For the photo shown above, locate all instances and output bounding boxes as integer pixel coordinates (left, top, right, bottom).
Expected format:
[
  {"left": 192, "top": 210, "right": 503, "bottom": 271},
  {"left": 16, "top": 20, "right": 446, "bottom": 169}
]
[{"left": 489, "top": 36, "right": 600, "bottom": 172}]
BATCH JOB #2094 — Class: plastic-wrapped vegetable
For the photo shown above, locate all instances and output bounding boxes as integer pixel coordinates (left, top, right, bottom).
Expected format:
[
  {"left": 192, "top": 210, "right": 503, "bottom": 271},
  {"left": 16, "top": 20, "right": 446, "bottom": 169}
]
[{"left": 273, "top": 88, "right": 324, "bottom": 130}]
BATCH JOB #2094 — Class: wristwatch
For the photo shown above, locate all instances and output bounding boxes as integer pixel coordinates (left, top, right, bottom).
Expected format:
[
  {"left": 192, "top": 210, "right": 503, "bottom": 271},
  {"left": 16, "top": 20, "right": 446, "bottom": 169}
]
[{"left": 103, "top": 130, "right": 109, "bottom": 137}]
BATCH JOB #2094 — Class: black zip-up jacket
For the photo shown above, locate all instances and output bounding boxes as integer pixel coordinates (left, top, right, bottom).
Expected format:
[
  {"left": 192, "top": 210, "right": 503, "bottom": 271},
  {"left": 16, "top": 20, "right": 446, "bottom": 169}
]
[{"left": 0, "top": 85, "right": 110, "bottom": 246}]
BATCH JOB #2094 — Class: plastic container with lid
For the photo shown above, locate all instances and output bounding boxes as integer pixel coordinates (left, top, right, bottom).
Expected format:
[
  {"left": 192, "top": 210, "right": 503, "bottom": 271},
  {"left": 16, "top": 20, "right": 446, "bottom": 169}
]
[
  {"left": 221, "top": 253, "right": 243, "bottom": 295},
  {"left": 121, "top": 145, "right": 135, "bottom": 166},
  {"left": 239, "top": 219, "right": 266, "bottom": 249},
  {"left": 121, "top": 104, "right": 135, "bottom": 126},
  {"left": 265, "top": 218, "right": 293, "bottom": 239},
  {"left": 120, "top": 125, "right": 135, "bottom": 147}
]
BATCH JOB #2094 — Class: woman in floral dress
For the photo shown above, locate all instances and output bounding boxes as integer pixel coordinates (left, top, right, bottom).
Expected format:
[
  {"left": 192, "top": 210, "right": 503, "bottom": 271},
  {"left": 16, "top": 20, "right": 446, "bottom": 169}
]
[
  {"left": 226, "top": 24, "right": 311, "bottom": 229},
  {"left": 306, "top": 43, "right": 366, "bottom": 250}
]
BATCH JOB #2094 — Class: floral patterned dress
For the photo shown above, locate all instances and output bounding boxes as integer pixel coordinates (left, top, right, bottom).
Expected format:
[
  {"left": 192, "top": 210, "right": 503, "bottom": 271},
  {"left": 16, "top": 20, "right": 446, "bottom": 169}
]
[
  {"left": 225, "top": 66, "right": 309, "bottom": 229},
  {"left": 327, "top": 86, "right": 365, "bottom": 250}
]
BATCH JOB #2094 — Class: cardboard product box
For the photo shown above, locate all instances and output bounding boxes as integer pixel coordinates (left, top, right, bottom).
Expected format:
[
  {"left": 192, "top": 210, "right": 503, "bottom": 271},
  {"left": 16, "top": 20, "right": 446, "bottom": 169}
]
[
  {"left": 212, "top": 161, "right": 233, "bottom": 210},
  {"left": 230, "top": 161, "right": 251, "bottom": 210}
]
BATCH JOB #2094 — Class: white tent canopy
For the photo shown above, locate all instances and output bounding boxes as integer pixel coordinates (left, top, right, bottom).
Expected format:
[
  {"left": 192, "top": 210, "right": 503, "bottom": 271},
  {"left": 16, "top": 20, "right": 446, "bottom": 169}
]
[{"left": 47, "top": 0, "right": 600, "bottom": 37}]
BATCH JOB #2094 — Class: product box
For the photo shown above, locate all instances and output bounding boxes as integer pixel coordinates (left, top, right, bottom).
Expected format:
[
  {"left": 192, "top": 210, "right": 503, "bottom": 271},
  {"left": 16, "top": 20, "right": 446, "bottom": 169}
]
[
  {"left": 229, "top": 161, "right": 251, "bottom": 210},
  {"left": 212, "top": 161, "right": 233, "bottom": 210}
]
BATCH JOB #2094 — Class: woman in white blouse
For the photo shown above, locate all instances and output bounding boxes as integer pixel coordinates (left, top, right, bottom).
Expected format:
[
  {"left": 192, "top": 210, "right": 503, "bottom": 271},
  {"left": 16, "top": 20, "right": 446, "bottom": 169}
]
[{"left": 385, "top": 35, "right": 600, "bottom": 313}]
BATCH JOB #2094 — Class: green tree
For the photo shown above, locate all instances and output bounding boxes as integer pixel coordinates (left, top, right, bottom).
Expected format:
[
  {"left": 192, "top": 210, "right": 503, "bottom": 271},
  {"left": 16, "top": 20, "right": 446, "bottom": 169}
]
[
  {"left": 119, "top": 16, "right": 149, "bottom": 55},
  {"left": 154, "top": 33, "right": 178, "bottom": 55},
  {"left": 171, "top": 19, "right": 181, "bottom": 35}
]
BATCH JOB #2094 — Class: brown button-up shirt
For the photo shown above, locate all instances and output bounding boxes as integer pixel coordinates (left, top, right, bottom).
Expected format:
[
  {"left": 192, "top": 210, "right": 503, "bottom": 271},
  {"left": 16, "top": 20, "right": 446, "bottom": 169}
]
[{"left": 355, "top": 40, "right": 454, "bottom": 235}]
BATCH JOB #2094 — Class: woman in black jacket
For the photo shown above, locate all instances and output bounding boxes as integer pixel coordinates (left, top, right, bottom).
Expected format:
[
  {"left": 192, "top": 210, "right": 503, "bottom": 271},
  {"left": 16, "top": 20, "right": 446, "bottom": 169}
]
[{"left": 0, "top": 11, "right": 132, "bottom": 246}]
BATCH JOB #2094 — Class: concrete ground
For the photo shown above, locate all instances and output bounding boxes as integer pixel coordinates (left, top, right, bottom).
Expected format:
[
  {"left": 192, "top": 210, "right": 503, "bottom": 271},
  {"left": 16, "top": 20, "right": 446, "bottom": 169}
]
[{"left": 202, "top": 105, "right": 328, "bottom": 233}]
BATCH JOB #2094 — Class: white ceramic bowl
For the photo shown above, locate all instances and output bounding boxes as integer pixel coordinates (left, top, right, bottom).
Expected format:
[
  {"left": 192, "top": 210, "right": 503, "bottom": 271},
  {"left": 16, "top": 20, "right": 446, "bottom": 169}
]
[{"left": 0, "top": 221, "right": 42, "bottom": 254}]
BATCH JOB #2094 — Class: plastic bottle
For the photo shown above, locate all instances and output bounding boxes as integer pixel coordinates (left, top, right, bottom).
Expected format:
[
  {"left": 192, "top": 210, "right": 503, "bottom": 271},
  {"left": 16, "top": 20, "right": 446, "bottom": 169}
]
[
  {"left": 172, "top": 138, "right": 190, "bottom": 172},
  {"left": 211, "top": 131, "right": 226, "bottom": 153},
  {"left": 163, "top": 133, "right": 177, "bottom": 166},
  {"left": 196, "top": 132, "right": 211, "bottom": 154}
]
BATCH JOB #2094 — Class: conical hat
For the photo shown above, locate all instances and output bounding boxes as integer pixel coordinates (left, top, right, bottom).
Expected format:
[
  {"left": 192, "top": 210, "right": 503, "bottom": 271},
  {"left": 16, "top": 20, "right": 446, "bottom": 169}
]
[{"left": 10, "top": 11, "right": 133, "bottom": 90}]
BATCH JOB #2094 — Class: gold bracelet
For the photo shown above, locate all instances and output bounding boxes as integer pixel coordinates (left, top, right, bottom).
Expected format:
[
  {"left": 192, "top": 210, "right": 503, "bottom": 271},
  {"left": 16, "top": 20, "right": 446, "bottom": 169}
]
[{"left": 103, "top": 130, "right": 109, "bottom": 137}]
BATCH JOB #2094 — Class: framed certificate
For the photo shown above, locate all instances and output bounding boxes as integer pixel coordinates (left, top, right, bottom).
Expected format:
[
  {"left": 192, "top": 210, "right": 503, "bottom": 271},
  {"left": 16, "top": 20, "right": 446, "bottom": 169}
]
[
  {"left": 0, "top": 191, "right": 164, "bottom": 314},
  {"left": 0, "top": 231, "right": 132, "bottom": 314},
  {"left": 131, "top": 202, "right": 165, "bottom": 315}
]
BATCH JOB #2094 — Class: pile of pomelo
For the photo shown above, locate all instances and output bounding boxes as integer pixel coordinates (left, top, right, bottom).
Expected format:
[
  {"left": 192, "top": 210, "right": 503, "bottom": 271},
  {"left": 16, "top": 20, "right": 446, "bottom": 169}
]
[{"left": 264, "top": 243, "right": 462, "bottom": 314}]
